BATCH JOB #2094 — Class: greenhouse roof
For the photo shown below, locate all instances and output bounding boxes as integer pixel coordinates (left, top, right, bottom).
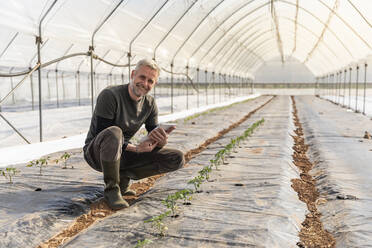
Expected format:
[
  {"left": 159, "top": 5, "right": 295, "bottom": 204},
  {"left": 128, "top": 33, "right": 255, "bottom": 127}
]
[{"left": 0, "top": 0, "right": 371, "bottom": 78}]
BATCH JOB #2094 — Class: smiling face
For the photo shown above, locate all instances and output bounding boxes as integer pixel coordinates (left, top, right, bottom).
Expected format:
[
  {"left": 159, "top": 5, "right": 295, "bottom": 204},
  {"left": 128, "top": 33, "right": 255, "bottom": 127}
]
[{"left": 128, "top": 65, "right": 159, "bottom": 101}]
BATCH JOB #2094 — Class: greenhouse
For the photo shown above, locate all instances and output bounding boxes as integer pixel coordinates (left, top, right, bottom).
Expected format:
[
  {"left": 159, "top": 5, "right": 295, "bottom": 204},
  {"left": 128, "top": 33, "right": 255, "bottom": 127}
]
[{"left": 0, "top": 0, "right": 371, "bottom": 247}]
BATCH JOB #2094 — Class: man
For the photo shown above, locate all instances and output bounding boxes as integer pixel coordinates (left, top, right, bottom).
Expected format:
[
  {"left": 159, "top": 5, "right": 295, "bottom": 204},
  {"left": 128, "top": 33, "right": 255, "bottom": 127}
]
[{"left": 83, "top": 59, "right": 185, "bottom": 210}]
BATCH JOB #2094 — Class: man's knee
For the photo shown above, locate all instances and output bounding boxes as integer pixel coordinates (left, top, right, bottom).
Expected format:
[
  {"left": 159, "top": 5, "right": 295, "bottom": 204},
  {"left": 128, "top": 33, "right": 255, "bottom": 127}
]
[
  {"left": 100, "top": 126, "right": 123, "bottom": 161},
  {"left": 169, "top": 149, "right": 185, "bottom": 171},
  {"left": 106, "top": 126, "right": 122, "bottom": 141}
]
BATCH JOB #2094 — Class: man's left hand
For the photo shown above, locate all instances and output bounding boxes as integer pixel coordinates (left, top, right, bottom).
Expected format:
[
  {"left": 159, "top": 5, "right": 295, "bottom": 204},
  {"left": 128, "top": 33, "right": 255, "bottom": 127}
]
[{"left": 148, "top": 127, "right": 168, "bottom": 147}]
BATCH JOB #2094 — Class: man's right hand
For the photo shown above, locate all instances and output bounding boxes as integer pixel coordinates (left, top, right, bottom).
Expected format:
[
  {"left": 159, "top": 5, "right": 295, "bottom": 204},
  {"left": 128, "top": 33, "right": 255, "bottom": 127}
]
[{"left": 136, "top": 139, "right": 158, "bottom": 153}]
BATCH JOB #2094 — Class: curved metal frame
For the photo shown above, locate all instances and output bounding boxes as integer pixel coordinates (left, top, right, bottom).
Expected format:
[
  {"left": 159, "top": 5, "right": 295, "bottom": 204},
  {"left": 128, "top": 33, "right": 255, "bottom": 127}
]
[
  {"left": 235, "top": 28, "right": 335, "bottom": 76},
  {"left": 153, "top": 0, "right": 198, "bottom": 61},
  {"left": 186, "top": 0, "right": 353, "bottom": 76},
  {"left": 317, "top": 0, "right": 370, "bottom": 49},
  {"left": 189, "top": 0, "right": 256, "bottom": 62},
  {"left": 171, "top": 0, "right": 225, "bottom": 65},
  {"left": 128, "top": 0, "right": 169, "bottom": 79},
  {"left": 89, "top": 0, "right": 125, "bottom": 113},
  {"left": 0, "top": 32, "right": 18, "bottom": 60},
  {"left": 205, "top": 14, "right": 266, "bottom": 69},
  {"left": 215, "top": 28, "right": 271, "bottom": 73}
]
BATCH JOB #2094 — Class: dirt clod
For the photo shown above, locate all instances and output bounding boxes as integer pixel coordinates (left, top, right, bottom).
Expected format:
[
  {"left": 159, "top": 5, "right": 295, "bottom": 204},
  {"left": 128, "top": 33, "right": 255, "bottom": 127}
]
[{"left": 363, "top": 131, "right": 371, "bottom": 139}]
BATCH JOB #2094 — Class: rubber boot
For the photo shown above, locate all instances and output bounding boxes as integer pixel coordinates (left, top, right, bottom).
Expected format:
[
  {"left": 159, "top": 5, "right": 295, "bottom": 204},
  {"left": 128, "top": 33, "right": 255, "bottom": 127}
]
[
  {"left": 102, "top": 160, "right": 129, "bottom": 210},
  {"left": 119, "top": 175, "right": 136, "bottom": 196}
]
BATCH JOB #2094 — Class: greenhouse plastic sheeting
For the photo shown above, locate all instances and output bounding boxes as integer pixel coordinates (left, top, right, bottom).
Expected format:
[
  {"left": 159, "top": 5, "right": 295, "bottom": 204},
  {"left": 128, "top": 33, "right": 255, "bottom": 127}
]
[
  {"left": 0, "top": 96, "right": 272, "bottom": 248},
  {"left": 0, "top": 0, "right": 371, "bottom": 77},
  {"left": 63, "top": 96, "right": 307, "bottom": 247},
  {"left": 295, "top": 96, "right": 372, "bottom": 247}
]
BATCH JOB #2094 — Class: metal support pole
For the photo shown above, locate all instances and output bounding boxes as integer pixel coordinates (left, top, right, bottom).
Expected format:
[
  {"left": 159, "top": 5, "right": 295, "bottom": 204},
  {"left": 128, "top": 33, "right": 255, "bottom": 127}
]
[
  {"left": 205, "top": 70, "right": 208, "bottom": 105},
  {"left": 343, "top": 69, "right": 346, "bottom": 106},
  {"left": 348, "top": 68, "right": 352, "bottom": 109},
  {"left": 327, "top": 74, "right": 331, "bottom": 100},
  {"left": 36, "top": 0, "right": 57, "bottom": 142},
  {"left": 77, "top": 71, "right": 81, "bottom": 105},
  {"left": 227, "top": 74, "right": 232, "bottom": 100},
  {"left": 171, "top": 63, "right": 174, "bottom": 113},
  {"left": 186, "top": 66, "right": 189, "bottom": 110},
  {"left": 30, "top": 70, "right": 35, "bottom": 110},
  {"left": 196, "top": 68, "right": 200, "bottom": 108},
  {"left": 363, "top": 63, "right": 367, "bottom": 115},
  {"left": 355, "top": 65, "right": 359, "bottom": 112},
  {"left": 55, "top": 69, "right": 59, "bottom": 108},
  {"left": 251, "top": 78, "right": 253, "bottom": 94},
  {"left": 339, "top": 71, "right": 342, "bottom": 104},
  {"left": 336, "top": 72, "right": 339, "bottom": 103},
  {"left": 332, "top": 72, "right": 337, "bottom": 103},
  {"left": 89, "top": 46, "right": 94, "bottom": 114},
  {"left": 219, "top": 73, "right": 222, "bottom": 102},
  {"left": 212, "top": 72, "right": 215, "bottom": 104}
]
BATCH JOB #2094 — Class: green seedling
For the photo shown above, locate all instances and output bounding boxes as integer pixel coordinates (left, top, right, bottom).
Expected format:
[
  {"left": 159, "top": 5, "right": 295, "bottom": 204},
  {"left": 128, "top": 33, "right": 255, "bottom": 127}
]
[
  {"left": 162, "top": 194, "right": 179, "bottom": 217},
  {"left": 0, "top": 167, "right": 20, "bottom": 184},
  {"left": 134, "top": 239, "right": 152, "bottom": 248},
  {"left": 188, "top": 174, "right": 204, "bottom": 192},
  {"left": 27, "top": 156, "right": 50, "bottom": 175},
  {"left": 209, "top": 159, "right": 219, "bottom": 170},
  {"left": 144, "top": 211, "right": 170, "bottom": 236},
  {"left": 177, "top": 189, "right": 193, "bottom": 204},
  {"left": 199, "top": 165, "right": 212, "bottom": 181},
  {"left": 58, "top": 152, "right": 72, "bottom": 169}
]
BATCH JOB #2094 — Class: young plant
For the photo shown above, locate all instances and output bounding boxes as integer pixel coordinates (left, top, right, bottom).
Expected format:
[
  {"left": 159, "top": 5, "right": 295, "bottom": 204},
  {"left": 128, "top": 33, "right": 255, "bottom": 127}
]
[
  {"left": 199, "top": 165, "right": 212, "bottom": 181},
  {"left": 144, "top": 211, "right": 171, "bottom": 236},
  {"left": 27, "top": 156, "right": 50, "bottom": 175},
  {"left": 209, "top": 159, "right": 218, "bottom": 170},
  {"left": 187, "top": 174, "right": 204, "bottom": 192},
  {"left": 177, "top": 189, "right": 193, "bottom": 205},
  {"left": 58, "top": 152, "right": 72, "bottom": 169},
  {"left": 162, "top": 194, "right": 179, "bottom": 217},
  {"left": 219, "top": 149, "right": 228, "bottom": 165},
  {"left": 134, "top": 239, "right": 152, "bottom": 248},
  {"left": 0, "top": 167, "right": 20, "bottom": 184}
]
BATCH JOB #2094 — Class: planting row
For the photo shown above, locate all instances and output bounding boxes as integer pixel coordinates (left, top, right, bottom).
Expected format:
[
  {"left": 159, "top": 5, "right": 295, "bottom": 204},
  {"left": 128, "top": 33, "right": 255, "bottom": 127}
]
[
  {"left": 0, "top": 152, "right": 75, "bottom": 184},
  {"left": 135, "top": 118, "right": 265, "bottom": 246}
]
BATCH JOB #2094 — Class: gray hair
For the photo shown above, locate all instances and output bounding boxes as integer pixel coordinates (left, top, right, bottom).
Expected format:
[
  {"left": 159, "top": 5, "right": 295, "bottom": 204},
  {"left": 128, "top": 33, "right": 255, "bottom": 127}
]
[{"left": 135, "top": 59, "right": 160, "bottom": 76}]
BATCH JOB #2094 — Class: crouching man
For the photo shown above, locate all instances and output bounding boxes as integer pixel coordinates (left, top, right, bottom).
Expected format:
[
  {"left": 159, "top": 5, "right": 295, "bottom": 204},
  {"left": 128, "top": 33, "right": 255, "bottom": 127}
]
[{"left": 83, "top": 59, "right": 185, "bottom": 210}]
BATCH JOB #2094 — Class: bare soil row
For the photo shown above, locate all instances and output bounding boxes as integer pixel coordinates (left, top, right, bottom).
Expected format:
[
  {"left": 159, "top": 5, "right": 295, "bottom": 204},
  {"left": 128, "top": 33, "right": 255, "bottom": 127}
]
[{"left": 290, "top": 96, "right": 336, "bottom": 248}]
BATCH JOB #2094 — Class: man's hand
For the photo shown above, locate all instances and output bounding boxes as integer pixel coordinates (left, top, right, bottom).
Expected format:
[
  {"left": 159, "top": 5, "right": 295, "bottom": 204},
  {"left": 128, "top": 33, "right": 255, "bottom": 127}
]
[
  {"left": 148, "top": 127, "right": 168, "bottom": 147},
  {"left": 137, "top": 139, "right": 158, "bottom": 153}
]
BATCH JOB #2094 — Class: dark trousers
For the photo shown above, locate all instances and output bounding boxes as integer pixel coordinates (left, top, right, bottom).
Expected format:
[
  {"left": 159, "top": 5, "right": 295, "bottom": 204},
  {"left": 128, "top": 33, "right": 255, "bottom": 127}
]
[{"left": 83, "top": 126, "right": 185, "bottom": 180}]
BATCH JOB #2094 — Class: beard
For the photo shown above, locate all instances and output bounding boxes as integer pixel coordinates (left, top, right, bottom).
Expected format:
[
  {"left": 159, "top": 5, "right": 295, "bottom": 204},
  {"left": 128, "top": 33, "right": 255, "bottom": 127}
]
[{"left": 131, "top": 82, "right": 148, "bottom": 97}]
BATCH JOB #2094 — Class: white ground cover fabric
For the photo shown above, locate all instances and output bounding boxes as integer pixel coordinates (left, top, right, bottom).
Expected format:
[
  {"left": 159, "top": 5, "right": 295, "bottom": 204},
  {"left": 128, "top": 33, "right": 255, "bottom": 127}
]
[
  {"left": 321, "top": 93, "right": 372, "bottom": 117},
  {"left": 63, "top": 96, "right": 307, "bottom": 247},
  {"left": 295, "top": 96, "right": 372, "bottom": 247}
]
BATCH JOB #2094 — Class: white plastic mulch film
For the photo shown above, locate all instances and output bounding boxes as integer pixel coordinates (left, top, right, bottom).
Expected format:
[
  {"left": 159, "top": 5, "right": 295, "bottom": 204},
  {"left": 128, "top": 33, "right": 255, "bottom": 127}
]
[{"left": 0, "top": 0, "right": 370, "bottom": 77}]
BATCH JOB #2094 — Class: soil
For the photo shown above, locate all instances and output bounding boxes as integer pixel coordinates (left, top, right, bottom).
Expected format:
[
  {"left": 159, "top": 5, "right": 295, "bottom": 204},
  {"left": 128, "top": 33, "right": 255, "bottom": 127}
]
[
  {"left": 37, "top": 96, "right": 274, "bottom": 248},
  {"left": 290, "top": 96, "right": 336, "bottom": 248}
]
